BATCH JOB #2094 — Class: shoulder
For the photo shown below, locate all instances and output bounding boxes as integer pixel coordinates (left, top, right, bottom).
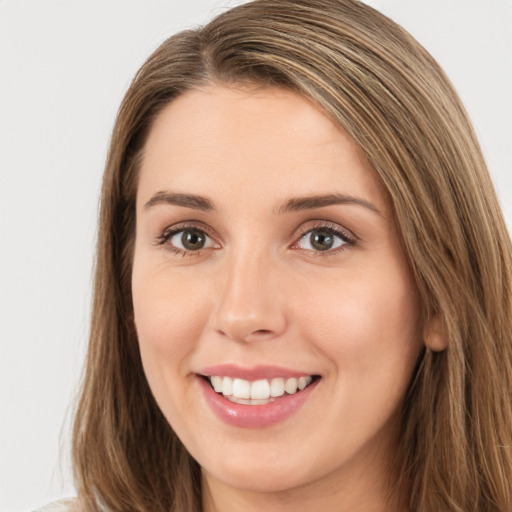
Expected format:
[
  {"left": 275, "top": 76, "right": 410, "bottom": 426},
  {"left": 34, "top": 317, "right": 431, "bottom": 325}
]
[{"left": 33, "top": 498, "right": 77, "bottom": 512}]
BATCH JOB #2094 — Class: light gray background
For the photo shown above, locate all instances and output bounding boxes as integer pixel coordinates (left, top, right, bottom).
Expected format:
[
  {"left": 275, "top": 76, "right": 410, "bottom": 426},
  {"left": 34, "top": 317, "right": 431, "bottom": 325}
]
[{"left": 1, "top": 1, "right": 511, "bottom": 511}]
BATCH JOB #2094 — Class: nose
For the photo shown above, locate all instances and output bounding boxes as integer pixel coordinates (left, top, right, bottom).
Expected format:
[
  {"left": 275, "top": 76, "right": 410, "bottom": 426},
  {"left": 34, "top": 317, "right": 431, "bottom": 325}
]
[{"left": 211, "top": 249, "right": 287, "bottom": 343}]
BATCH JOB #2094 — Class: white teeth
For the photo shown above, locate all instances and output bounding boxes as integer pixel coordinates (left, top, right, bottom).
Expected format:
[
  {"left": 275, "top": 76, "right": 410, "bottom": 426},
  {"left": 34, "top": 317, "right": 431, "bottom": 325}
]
[
  {"left": 270, "top": 378, "right": 285, "bottom": 397},
  {"left": 285, "top": 377, "right": 298, "bottom": 394},
  {"left": 208, "top": 375, "right": 314, "bottom": 400},
  {"left": 232, "top": 378, "right": 251, "bottom": 399},
  {"left": 211, "top": 376, "right": 223, "bottom": 392},
  {"left": 251, "top": 379, "right": 270, "bottom": 399},
  {"left": 222, "top": 376, "right": 233, "bottom": 396}
]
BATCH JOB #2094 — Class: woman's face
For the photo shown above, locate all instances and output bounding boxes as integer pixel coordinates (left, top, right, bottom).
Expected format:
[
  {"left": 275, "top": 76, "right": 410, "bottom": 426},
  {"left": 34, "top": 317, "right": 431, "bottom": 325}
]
[{"left": 132, "top": 86, "right": 423, "bottom": 499}]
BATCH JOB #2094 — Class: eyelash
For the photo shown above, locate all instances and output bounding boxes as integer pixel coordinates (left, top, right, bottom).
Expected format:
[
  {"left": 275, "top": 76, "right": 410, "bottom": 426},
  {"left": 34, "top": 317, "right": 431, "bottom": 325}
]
[
  {"left": 155, "top": 220, "right": 356, "bottom": 257},
  {"left": 155, "top": 221, "right": 217, "bottom": 257},
  {"left": 292, "top": 222, "right": 356, "bottom": 255}
]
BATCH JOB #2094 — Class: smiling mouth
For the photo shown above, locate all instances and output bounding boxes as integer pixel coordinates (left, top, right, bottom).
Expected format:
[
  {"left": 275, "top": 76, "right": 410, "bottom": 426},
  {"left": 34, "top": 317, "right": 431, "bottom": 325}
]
[{"left": 203, "top": 375, "right": 320, "bottom": 405}]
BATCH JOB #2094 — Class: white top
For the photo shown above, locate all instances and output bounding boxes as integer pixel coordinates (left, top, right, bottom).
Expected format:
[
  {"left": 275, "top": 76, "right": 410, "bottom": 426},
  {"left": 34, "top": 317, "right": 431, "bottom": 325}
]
[{"left": 33, "top": 499, "right": 77, "bottom": 512}]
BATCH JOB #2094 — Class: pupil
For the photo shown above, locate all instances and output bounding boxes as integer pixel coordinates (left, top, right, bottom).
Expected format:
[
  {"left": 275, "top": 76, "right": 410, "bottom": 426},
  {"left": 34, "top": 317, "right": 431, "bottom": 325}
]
[
  {"left": 311, "top": 230, "right": 333, "bottom": 251},
  {"left": 182, "top": 230, "right": 205, "bottom": 250}
]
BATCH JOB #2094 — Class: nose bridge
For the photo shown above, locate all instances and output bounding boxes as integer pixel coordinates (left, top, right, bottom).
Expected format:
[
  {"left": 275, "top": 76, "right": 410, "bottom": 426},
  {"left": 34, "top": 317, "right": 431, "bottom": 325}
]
[{"left": 212, "top": 243, "right": 286, "bottom": 342}]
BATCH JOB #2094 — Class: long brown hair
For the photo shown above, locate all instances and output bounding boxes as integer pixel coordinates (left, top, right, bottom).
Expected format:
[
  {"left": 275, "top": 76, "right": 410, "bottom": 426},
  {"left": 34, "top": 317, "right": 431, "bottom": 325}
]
[{"left": 72, "top": 1, "right": 512, "bottom": 510}]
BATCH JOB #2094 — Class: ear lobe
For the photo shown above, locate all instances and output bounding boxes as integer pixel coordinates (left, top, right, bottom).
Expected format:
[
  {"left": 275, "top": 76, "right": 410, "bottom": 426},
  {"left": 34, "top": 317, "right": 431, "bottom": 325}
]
[{"left": 423, "top": 315, "right": 447, "bottom": 352}]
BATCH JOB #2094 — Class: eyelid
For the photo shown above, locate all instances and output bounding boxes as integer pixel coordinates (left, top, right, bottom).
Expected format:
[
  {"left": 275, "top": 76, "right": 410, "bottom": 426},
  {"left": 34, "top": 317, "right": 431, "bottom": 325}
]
[
  {"left": 154, "top": 219, "right": 356, "bottom": 256},
  {"left": 290, "top": 220, "right": 357, "bottom": 253},
  {"left": 160, "top": 220, "right": 217, "bottom": 240},
  {"left": 156, "top": 221, "right": 221, "bottom": 254}
]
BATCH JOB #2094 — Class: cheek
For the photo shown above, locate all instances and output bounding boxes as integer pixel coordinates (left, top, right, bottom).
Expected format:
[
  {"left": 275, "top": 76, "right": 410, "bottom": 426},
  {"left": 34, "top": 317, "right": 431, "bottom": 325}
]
[
  {"left": 291, "top": 265, "right": 422, "bottom": 457},
  {"left": 296, "top": 264, "right": 422, "bottom": 375},
  {"left": 132, "top": 265, "right": 210, "bottom": 381}
]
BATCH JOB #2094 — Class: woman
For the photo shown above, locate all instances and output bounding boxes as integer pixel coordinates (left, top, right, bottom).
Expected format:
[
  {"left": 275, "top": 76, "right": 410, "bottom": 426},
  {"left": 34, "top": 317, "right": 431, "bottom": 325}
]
[{"left": 42, "top": 0, "right": 512, "bottom": 510}]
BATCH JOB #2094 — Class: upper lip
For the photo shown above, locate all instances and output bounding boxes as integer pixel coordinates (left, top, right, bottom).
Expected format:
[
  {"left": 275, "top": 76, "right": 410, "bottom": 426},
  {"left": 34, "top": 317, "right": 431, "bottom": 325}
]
[{"left": 197, "top": 364, "right": 318, "bottom": 381}]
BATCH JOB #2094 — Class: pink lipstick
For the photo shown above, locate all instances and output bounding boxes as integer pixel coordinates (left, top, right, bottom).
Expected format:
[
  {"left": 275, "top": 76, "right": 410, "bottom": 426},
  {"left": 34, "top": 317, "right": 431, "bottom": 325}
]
[{"left": 197, "top": 365, "right": 320, "bottom": 428}]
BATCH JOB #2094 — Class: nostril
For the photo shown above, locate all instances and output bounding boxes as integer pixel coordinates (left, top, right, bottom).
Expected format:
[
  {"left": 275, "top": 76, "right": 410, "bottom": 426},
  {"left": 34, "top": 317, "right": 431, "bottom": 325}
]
[{"left": 240, "top": 329, "right": 277, "bottom": 343}]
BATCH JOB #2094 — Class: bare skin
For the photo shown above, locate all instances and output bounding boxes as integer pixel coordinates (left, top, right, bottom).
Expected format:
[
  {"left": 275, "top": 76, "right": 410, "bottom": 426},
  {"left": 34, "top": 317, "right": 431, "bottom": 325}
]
[{"left": 132, "top": 85, "right": 425, "bottom": 512}]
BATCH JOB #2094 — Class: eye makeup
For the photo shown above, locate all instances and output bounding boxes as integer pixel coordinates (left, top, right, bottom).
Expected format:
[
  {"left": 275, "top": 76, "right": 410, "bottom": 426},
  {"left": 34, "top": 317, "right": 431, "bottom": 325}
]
[{"left": 154, "top": 218, "right": 357, "bottom": 258}]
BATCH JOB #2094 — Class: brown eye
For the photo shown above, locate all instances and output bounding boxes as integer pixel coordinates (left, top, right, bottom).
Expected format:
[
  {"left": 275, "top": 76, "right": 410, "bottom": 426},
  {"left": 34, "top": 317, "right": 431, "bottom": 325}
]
[
  {"left": 310, "top": 230, "right": 335, "bottom": 251},
  {"left": 181, "top": 229, "right": 206, "bottom": 250},
  {"left": 297, "top": 228, "right": 347, "bottom": 252},
  {"left": 168, "top": 228, "right": 213, "bottom": 252}
]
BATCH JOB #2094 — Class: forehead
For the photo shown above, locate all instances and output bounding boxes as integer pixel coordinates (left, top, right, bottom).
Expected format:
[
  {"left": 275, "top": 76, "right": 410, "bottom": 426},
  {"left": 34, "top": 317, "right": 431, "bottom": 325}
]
[{"left": 137, "top": 85, "right": 387, "bottom": 213}]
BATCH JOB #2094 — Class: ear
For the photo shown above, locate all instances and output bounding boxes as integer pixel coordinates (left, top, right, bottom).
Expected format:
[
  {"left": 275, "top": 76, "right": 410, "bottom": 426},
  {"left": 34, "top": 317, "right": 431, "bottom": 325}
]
[{"left": 423, "top": 315, "right": 447, "bottom": 352}]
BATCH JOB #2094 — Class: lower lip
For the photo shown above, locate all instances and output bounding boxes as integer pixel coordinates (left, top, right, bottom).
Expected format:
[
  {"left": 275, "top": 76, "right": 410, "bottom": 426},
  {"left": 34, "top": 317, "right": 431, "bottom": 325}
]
[{"left": 198, "top": 376, "right": 319, "bottom": 428}]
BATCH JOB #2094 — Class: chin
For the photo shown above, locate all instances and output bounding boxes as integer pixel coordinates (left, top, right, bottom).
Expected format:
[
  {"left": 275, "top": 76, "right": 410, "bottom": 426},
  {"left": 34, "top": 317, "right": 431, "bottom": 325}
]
[{"left": 203, "top": 460, "right": 313, "bottom": 495}]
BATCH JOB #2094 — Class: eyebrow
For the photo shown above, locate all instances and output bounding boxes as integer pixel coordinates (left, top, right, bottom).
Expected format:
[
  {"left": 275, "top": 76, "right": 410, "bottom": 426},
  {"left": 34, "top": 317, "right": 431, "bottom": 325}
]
[
  {"left": 144, "top": 191, "right": 215, "bottom": 211},
  {"left": 277, "top": 193, "right": 381, "bottom": 216},
  {"left": 144, "top": 191, "right": 381, "bottom": 216}
]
